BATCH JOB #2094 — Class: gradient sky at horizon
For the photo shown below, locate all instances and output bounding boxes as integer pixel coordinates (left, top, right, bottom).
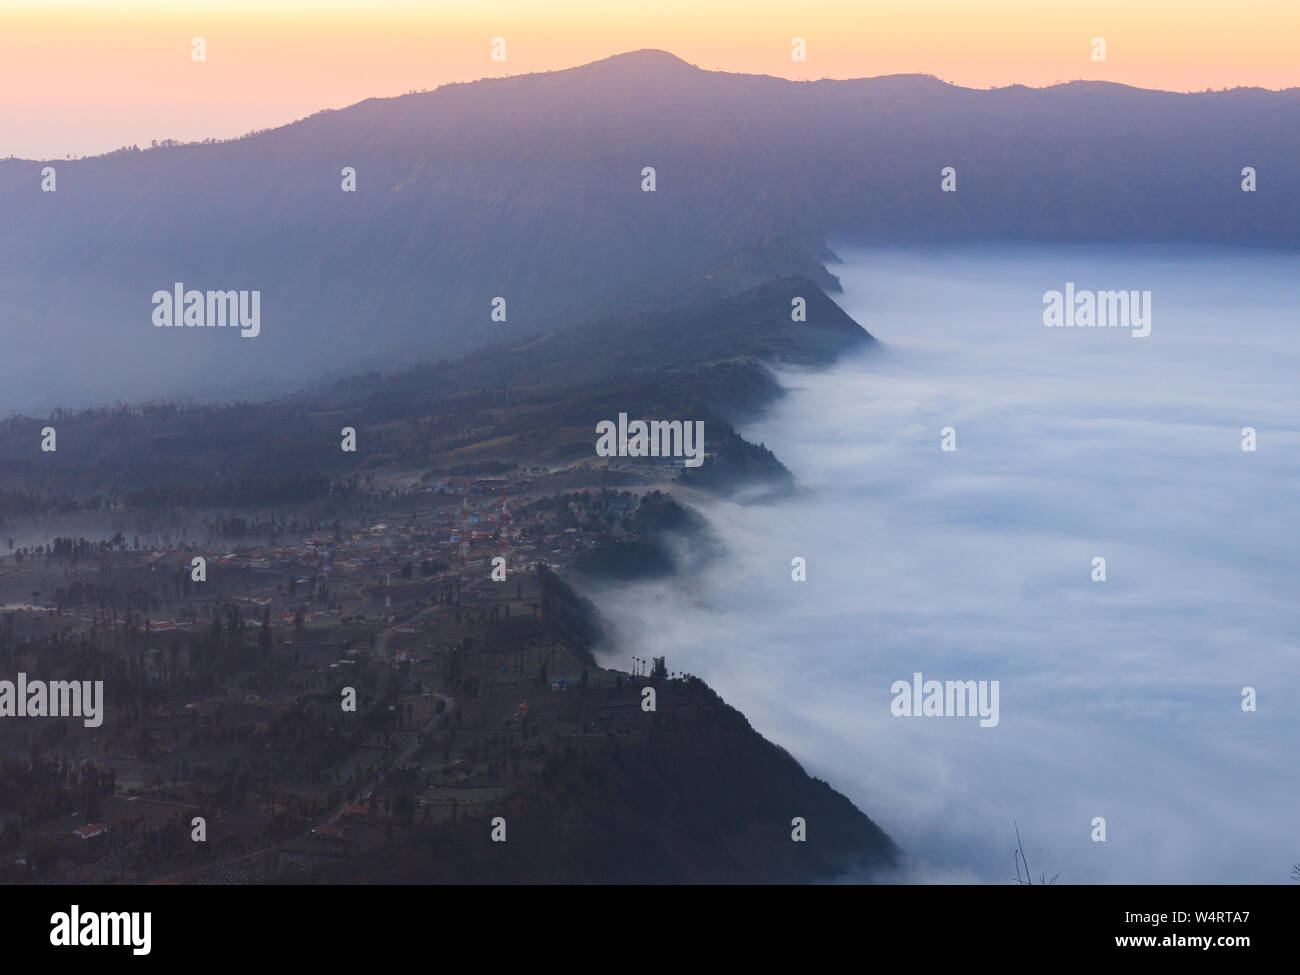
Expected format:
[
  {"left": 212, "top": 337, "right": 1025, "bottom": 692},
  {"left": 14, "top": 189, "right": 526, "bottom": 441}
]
[{"left": 3, "top": 0, "right": 1299, "bottom": 159}]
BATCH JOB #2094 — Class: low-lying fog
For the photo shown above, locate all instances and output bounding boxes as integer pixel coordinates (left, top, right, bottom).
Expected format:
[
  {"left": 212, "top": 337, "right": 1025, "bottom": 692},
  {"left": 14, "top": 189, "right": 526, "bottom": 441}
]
[{"left": 586, "top": 244, "right": 1300, "bottom": 884}]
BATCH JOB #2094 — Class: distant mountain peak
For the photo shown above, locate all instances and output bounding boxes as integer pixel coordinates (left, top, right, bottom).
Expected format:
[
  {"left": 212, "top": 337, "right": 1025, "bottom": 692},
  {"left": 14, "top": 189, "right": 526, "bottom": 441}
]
[{"left": 579, "top": 49, "right": 699, "bottom": 74}]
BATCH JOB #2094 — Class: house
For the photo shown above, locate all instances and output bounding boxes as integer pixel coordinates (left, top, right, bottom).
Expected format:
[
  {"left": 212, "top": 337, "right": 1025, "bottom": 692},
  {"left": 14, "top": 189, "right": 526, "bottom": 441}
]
[{"left": 72, "top": 824, "right": 108, "bottom": 841}]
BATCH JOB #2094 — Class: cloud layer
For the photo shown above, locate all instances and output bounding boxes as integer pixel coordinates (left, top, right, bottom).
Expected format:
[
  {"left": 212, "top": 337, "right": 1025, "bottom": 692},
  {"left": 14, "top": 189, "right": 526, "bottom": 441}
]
[{"left": 585, "top": 244, "right": 1300, "bottom": 884}]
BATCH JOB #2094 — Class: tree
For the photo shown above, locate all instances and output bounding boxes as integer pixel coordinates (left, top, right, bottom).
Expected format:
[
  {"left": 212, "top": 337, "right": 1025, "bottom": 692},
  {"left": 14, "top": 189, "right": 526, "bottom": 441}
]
[
  {"left": 1013, "top": 822, "right": 1059, "bottom": 885},
  {"left": 259, "top": 606, "right": 272, "bottom": 652}
]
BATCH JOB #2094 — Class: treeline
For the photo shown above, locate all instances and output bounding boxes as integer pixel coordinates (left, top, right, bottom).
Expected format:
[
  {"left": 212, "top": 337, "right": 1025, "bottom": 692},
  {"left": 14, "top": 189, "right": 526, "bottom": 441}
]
[
  {"left": 0, "top": 490, "right": 99, "bottom": 520},
  {"left": 124, "top": 472, "right": 336, "bottom": 510},
  {"left": 0, "top": 473, "right": 343, "bottom": 522}
]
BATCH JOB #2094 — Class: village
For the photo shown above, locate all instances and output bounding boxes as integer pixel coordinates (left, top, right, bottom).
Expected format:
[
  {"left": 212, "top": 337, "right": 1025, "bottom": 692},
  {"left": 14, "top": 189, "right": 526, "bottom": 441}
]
[{"left": 0, "top": 459, "right": 705, "bottom": 883}]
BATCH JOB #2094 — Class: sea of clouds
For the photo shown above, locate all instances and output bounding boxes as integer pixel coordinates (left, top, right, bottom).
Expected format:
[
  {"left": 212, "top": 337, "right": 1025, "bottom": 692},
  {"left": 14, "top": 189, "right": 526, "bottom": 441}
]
[{"left": 586, "top": 244, "right": 1300, "bottom": 884}]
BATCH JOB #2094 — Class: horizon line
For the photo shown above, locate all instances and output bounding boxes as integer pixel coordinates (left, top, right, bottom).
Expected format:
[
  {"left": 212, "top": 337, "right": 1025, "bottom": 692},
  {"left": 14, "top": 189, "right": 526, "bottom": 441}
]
[{"left": 5, "top": 48, "right": 1299, "bottom": 164}]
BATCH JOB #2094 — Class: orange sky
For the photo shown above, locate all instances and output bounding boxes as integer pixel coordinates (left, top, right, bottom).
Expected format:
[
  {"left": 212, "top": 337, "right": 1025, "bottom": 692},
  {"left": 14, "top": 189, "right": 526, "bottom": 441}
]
[{"left": 3, "top": 0, "right": 1298, "bottom": 159}]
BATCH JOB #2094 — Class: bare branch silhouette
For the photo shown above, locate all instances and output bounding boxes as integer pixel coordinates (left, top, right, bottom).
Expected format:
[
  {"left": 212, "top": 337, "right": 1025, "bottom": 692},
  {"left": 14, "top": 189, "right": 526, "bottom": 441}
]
[{"left": 1013, "top": 821, "right": 1059, "bottom": 885}]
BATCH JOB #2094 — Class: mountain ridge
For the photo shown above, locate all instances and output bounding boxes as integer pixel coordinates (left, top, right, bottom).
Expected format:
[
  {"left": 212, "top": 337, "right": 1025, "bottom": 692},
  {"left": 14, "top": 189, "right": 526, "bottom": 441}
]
[{"left": 2, "top": 49, "right": 1296, "bottom": 411}]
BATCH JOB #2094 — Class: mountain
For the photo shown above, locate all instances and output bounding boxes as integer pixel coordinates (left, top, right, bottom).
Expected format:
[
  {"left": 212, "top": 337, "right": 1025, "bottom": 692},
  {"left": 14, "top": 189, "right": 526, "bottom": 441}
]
[
  {"left": 306, "top": 674, "right": 900, "bottom": 884},
  {"left": 2, "top": 49, "right": 1296, "bottom": 410},
  {"left": 0, "top": 265, "right": 894, "bottom": 884},
  {"left": 0, "top": 275, "right": 871, "bottom": 513}
]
